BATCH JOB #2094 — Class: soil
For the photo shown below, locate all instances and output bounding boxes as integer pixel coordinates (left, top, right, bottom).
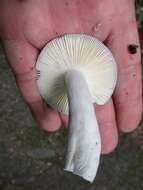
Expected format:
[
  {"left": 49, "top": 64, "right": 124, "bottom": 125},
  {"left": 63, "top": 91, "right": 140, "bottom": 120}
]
[{"left": 0, "top": 3, "right": 143, "bottom": 190}]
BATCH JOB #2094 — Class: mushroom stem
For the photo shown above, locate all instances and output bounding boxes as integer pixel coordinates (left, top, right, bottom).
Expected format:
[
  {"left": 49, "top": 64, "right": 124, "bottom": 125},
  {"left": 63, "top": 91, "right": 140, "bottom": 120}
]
[{"left": 64, "top": 69, "right": 101, "bottom": 183}]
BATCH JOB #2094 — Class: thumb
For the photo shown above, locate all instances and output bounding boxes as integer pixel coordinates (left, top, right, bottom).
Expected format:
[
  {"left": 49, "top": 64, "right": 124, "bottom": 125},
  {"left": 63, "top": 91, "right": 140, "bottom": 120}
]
[{"left": 106, "top": 7, "right": 142, "bottom": 132}]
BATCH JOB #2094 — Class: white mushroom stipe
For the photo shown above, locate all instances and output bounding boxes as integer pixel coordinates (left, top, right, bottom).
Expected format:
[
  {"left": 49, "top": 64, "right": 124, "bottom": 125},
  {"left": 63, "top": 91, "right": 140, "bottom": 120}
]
[
  {"left": 64, "top": 70, "right": 101, "bottom": 183},
  {"left": 36, "top": 34, "right": 117, "bottom": 183}
]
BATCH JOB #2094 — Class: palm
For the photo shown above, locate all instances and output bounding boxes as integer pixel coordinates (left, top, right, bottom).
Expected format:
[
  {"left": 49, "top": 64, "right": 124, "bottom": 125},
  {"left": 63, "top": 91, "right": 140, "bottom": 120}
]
[{"left": 0, "top": 0, "right": 142, "bottom": 154}]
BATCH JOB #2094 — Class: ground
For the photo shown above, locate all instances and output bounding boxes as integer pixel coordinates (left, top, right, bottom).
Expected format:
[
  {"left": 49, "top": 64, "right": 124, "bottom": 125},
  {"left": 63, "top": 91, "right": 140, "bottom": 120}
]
[{"left": 0, "top": 2, "right": 143, "bottom": 190}]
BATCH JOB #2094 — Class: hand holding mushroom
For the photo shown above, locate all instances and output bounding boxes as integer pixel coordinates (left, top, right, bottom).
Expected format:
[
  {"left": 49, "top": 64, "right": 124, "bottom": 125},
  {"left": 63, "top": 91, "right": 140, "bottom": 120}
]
[
  {"left": 0, "top": 0, "right": 142, "bottom": 160},
  {"left": 36, "top": 34, "right": 117, "bottom": 182}
]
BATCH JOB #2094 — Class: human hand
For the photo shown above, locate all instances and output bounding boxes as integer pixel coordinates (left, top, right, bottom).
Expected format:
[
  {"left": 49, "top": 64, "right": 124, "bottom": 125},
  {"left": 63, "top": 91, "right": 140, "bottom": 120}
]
[{"left": 0, "top": 0, "right": 142, "bottom": 154}]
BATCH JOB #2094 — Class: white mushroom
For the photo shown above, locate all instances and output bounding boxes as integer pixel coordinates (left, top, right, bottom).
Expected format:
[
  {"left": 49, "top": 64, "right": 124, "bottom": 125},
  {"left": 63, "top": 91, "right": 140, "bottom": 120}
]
[{"left": 36, "top": 34, "right": 117, "bottom": 183}]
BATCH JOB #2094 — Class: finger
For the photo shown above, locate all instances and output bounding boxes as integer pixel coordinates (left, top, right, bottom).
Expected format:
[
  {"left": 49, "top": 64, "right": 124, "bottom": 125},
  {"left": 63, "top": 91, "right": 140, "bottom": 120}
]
[
  {"left": 106, "top": 11, "right": 142, "bottom": 132},
  {"left": 3, "top": 39, "right": 61, "bottom": 132},
  {"left": 95, "top": 99, "right": 118, "bottom": 154}
]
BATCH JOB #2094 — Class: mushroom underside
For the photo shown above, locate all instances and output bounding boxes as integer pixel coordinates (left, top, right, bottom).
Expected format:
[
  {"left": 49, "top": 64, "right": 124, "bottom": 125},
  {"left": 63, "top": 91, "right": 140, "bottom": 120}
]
[{"left": 36, "top": 34, "right": 117, "bottom": 183}]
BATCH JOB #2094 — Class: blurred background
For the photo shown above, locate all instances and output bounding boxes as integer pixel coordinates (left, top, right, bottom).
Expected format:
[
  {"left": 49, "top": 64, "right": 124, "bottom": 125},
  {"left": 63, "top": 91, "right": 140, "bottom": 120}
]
[{"left": 0, "top": 1, "right": 143, "bottom": 190}]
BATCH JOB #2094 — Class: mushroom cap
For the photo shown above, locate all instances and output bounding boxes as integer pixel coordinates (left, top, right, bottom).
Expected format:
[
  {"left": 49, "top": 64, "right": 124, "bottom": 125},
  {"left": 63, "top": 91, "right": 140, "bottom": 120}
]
[{"left": 36, "top": 34, "right": 117, "bottom": 115}]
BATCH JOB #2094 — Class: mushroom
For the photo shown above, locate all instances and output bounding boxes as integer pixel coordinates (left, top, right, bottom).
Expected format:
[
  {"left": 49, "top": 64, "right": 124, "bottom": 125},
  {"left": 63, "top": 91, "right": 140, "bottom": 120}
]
[{"left": 36, "top": 34, "right": 117, "bottom": 183}]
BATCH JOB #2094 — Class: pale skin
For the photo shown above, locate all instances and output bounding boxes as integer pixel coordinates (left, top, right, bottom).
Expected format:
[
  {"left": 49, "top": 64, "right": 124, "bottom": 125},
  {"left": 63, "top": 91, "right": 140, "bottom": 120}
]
[{"left": 0, "top": 0, "right": 142, "bottom": 154}]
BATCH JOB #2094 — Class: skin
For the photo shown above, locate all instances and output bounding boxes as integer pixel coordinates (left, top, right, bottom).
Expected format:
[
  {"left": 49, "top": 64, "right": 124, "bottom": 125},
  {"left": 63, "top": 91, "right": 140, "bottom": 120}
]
[{"left": 0, "top": 0, "right": 142, "bottom": 154}]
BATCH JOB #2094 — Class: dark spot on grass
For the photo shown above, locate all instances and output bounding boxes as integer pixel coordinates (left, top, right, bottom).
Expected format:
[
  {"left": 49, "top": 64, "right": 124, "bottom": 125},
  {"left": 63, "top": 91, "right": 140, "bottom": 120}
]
[
  {"left": 128, "top": 44, "right": 139, "bottom": 54},
  {"left": 0, "top": 63, "right": 9, "bottom": 71}
]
